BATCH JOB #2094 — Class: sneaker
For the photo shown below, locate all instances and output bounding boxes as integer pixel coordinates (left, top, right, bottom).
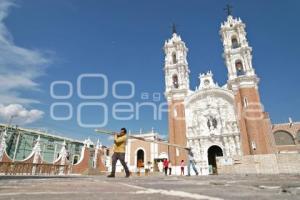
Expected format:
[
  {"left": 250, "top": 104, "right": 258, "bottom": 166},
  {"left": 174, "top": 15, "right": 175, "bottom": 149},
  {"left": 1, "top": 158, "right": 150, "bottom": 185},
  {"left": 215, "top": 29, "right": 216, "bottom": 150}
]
[
  {"left": 196, "top": 172, "right": 199, "bottom": 176},
  {"left": 107, "top": 174, "right": 115, "bottom": 178},
  {"left": 125, "top": 173, "right": 130, "bottom": 178}
]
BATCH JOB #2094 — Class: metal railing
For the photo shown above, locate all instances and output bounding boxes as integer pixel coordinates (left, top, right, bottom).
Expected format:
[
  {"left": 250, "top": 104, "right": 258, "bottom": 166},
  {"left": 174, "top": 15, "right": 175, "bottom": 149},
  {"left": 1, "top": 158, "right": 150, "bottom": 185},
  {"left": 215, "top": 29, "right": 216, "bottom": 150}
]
[{"left": 0, "top": 162, "right": 70, "bottom": 175}]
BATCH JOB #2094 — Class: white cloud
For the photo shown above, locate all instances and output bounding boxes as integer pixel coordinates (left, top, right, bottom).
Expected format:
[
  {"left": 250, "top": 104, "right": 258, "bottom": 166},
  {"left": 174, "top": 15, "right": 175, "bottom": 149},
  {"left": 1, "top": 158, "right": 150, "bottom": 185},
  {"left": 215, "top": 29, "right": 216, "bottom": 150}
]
[
  {"left": 0, "top": 0, "right": 51, "bottom": 104},
  {"left": 0, "top": 104, "right": 44, "bottom": 125}
]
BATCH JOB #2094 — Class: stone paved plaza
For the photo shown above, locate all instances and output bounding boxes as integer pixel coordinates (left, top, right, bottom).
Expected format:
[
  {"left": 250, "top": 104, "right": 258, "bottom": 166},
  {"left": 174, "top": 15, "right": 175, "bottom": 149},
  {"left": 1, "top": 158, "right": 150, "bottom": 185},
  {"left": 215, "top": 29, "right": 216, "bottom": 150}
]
[{"left": 0, "top": 174, "right": 299, "bottom": 200}]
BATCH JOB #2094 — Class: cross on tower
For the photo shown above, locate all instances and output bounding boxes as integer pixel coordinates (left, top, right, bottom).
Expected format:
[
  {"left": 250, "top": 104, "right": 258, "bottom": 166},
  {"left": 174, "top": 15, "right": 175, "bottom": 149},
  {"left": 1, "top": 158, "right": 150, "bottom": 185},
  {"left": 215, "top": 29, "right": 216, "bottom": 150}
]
[
  {"left": 172, "top": 23, "right": 177, "bottom": 34},
  {"left": 224, "top": 4, "right": 233, "bottom": 16}
]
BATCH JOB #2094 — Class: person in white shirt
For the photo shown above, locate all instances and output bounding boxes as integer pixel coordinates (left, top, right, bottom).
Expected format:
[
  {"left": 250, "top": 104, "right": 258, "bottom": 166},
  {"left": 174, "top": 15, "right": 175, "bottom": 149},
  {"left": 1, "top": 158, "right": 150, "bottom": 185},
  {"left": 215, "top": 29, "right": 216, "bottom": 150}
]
[
  {"left": 168, "top": 162, "right": 172, "bottom": 175},
  {"left": 185, "top": 147, "right": 199, "bottom": 176}
]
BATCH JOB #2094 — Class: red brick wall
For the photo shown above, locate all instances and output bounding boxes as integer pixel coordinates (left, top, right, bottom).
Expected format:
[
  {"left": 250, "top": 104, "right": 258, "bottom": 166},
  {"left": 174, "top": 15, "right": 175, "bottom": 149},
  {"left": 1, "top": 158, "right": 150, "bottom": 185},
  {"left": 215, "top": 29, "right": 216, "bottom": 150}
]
[
  {"left": 1, "top": 152, "right": 12, "bottom": 162},
  {"left": 95, "top": 149, "right": 106, "bottom": 172},
  {"left": 235, "top": 87, "right": 275, "bottom": 155},
  {"left": 72, "top": 147, "right": 90, "bottom": 174},
  {"left": 168, "top": 100, "right": 188, "bottom": 165}
]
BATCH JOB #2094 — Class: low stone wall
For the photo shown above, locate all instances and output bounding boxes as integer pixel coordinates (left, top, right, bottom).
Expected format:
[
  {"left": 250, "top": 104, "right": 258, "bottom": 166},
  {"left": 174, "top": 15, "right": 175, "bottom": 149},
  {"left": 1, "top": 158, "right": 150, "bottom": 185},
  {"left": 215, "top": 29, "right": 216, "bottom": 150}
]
[{"left": 217, "top": 153, "right": 300, "bottom": 174}]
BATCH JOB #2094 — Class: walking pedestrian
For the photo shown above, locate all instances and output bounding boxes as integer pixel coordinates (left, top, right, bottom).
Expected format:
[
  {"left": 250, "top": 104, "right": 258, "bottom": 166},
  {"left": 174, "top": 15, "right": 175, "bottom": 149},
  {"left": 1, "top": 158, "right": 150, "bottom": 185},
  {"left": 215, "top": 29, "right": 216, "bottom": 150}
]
[
  {"left": 168, "top": 162, "right": 172, "bottom": 175},
  {"left": 180, "top": 160, "right": 185, "bottom": 176},
  {"left": 185, "top": 147, "right": 199, "bottom": 176},
  {"left": 107, "top": 128, "right": 130, "bottom": 178},
  {"left": 163, "top": 159, "right": 169, "bottom": 176}
]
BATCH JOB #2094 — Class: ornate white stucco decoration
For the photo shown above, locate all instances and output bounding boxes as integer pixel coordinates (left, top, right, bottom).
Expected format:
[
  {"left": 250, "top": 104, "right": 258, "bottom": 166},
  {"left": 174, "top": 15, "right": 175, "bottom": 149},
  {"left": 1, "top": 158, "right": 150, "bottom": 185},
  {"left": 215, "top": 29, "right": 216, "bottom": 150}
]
[
  {"left": 93, "top": 139, "right": 101, "bottom": 168},
  {"left": 33, "top": 135, "right": 41, "bottom": 164},
  {"left": 198, "top": 71, "right": 219, "bottom": 90},
  {"left": 184, "top": 72, "right": 242, "bottom": 175},
  {"left": 220, "top": 15, "right": 258, "bottom": 89},
  {"left": 83, "top": 138, "right": 94, "bottom": 148},
  {"left": 58, "top": 140, "right": 68, "bottom": 175},
  {"left": 59, "top": 140, "right": 68, "bottom": 165},
  {"left": 0, "top": 130, "right": 7, "bottom": 161},
  {"left": 164, "top": 32, "right": 190, "bottom": 101},
  {"left": 31, "top": 135, "right": 42, "bottom": 174},
  {"left": 220, "top": 15, "right": 244, "bottom": 29}
]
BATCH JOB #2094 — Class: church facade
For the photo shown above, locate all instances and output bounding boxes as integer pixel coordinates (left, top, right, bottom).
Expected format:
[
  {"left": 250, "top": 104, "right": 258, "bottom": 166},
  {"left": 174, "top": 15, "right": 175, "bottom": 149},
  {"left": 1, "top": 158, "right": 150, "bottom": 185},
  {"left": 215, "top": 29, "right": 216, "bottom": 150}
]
[{"left": 164, "top": 14, "right": 298, "bottom": 175}]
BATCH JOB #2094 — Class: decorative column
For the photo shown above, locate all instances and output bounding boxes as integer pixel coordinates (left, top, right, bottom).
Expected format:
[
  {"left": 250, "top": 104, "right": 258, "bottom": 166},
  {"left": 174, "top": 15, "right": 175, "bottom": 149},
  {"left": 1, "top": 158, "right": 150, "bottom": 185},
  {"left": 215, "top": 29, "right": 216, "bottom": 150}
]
[
  {"left": 229, "top": 136, "right": 236, "bottom": 155},
  {"left": 0, "top": 129, "right": 7, "bottom": 161},
  {"left": 93, "top": 139, "right": 101, "bottom": 169},
  {"left": 199, "top": 138, "right": 205, "bottom": 175},
  {"left": 223, "top": 136, "right": 230, "bottom": 156},
  {"left": 235, "top": 135, "right": 242, "bottom": 155},
  {"left": 32, "top": 136, "right": 41, "bottom": 175}
]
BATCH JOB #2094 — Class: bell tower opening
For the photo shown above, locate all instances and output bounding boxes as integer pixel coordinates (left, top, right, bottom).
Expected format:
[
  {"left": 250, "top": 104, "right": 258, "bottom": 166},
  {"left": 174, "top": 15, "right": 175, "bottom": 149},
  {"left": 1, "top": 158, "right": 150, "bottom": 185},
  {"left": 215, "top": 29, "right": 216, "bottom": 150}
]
[
  {"left": 231, "top": 36, "right": 239, "bottom": 49},
  {"left": 235, "top": 60, "right": 245, "bottom": 76},
  {"left": 172, "top": 74, "right": 179, "bottom": 89},
  {"left": 172, "top": 53, "right": 177, "bottom": 64},
  {"left": 207, "top": 145, "right": 223, "bottom": 174}
]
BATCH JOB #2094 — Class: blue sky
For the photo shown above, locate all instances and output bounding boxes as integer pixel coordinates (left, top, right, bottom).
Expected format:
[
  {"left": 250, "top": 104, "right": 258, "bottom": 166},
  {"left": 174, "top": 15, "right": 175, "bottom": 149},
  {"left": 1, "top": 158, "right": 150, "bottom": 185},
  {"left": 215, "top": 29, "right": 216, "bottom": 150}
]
[{"left": 0, "top": 0, "right": 299, "bottom": 146}]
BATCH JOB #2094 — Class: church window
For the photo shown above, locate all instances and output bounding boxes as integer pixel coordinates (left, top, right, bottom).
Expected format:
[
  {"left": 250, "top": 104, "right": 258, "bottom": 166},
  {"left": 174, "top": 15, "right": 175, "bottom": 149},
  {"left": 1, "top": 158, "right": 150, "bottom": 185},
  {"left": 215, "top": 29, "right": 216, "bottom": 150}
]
[
  {"left": 243, "top": 97, "right": 248, "bottom": 108},
  {"left": 73, "top": 155, "right": 79, "bottom": 164},
  {"left": 251, "top": 141, "right": 256, "bottom": 150},
  {"left": 231, "top": 36, "right": 239, "bottom": 49},
  {"left": 173, "top": 108, "right": 177, "bottom": 118},
  {"left": 172, "top": 53, "right": 177, "bottom": 64},
  {"left": 172, "top": 74, "right": 179, "bottom": 88},
  {"left": 204, "top": 79, "right": 210, "bottom": 86},
  {"left": 274, "top": 131, "right": 295, "bottom": 145},
  {"left": 235, "top": 60, "right": 245, "bottom": 76}
]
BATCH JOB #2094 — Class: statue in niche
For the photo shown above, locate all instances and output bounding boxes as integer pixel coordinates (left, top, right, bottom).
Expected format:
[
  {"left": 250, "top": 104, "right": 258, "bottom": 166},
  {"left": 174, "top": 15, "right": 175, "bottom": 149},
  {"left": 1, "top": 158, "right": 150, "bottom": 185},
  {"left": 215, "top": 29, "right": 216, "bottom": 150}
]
[{"left": 207, "top": 116, "right": 218, "bottom": 130}]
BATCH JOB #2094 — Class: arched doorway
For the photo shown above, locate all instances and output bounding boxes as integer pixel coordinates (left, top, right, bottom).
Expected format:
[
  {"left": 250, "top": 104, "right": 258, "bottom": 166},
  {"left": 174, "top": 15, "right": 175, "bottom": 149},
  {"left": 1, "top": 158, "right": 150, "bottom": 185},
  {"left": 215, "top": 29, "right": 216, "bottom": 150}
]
[
  {"left": 207, "top": 145, "right": 223, "bottom": 174},
  {"left": 136, "top": 149, "right": 144, "bottom": 168}
]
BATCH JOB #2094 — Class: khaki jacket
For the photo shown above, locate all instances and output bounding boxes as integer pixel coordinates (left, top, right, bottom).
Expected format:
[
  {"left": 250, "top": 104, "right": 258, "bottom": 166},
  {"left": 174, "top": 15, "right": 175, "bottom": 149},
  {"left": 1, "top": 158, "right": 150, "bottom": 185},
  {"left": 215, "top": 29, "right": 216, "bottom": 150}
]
[{"left": 113, "top": 134, "right": 127, "bottom": 153}]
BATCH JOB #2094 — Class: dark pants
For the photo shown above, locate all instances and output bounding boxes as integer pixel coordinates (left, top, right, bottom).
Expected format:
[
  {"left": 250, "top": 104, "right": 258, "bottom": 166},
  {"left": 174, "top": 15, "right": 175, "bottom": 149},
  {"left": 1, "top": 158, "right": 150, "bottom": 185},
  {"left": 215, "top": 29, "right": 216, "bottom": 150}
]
[
  {"left": 111, "top": 152, "right": 130, "bottom": 175},
  {"left": 164, "top": 167, "right": 168, "bottom": 175}
]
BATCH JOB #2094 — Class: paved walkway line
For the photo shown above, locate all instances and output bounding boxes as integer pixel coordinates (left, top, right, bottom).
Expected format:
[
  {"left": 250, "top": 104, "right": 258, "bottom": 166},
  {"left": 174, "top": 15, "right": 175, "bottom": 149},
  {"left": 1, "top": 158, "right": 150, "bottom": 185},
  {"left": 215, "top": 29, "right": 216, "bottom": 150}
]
[
  {"left": 0, "top": 191, "right": 127, "bottom": 196},
  {"left": 119, "top": 183, "right": 224, "bottom": 200}
]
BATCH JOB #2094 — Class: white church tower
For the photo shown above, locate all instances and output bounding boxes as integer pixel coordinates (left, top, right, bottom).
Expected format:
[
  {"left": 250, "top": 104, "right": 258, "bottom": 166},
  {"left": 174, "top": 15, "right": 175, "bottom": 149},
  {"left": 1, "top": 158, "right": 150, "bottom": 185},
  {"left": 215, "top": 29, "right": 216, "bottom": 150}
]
[
  {"left": 220, "top": 12, "right": 257, "bottom": 86},
  {"left": 220, "top": 7, "right": 275, "bottom": 155},
  {"left": 164, "top": 24, "right": 190, "bottom": 100},
  {"left": 164, "top": 25, "right": 190, "bottom": 166}
]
